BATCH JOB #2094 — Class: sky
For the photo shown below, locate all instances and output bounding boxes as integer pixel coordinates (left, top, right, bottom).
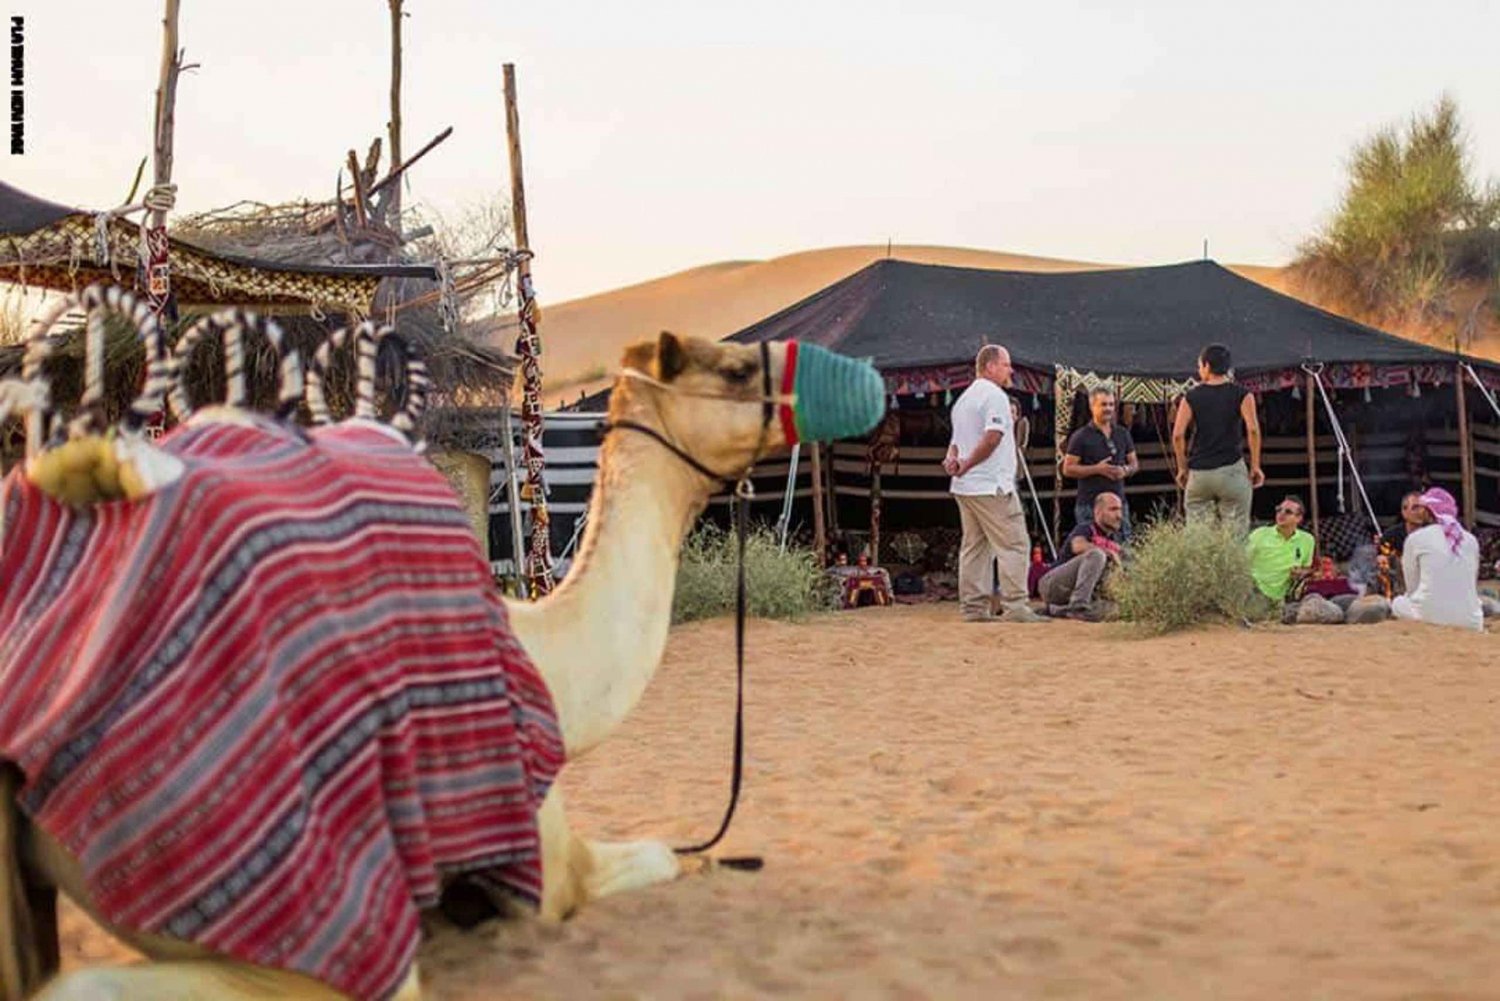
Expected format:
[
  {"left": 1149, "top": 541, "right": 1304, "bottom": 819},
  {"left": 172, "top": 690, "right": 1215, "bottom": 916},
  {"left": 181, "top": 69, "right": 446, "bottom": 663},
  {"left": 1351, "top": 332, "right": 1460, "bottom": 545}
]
[{"left": 4, "top": 0, "right": 1499, "bottom": 304}]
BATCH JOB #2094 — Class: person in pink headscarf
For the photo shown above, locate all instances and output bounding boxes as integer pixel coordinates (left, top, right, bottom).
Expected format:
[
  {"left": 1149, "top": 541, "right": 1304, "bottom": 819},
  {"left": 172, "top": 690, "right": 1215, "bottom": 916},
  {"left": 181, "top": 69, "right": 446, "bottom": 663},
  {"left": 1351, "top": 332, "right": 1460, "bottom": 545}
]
[{"left": 1390, "top": 487, "right": 1483, "bottom": 631}]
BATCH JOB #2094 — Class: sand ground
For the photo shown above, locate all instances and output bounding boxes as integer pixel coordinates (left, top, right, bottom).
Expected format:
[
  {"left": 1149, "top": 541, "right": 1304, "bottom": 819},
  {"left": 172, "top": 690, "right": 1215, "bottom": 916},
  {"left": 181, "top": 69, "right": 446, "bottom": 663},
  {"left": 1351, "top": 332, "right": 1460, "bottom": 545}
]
[{"left": 60, "top": 605, "right": 1500, "bottom": 999}]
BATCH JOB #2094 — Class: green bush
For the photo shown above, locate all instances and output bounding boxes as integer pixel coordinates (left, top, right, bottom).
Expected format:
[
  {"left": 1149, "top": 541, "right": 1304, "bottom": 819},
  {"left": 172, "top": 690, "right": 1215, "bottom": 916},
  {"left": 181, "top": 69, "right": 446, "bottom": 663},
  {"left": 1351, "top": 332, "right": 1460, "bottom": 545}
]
[
  {"left": 673, "top": 522, "right": 837, "bottom": 624},
  {"left": 1111, "top": 519, "right": 1259, "bottom": 633},
  {"left": 1297, "top": 94, "right": 1500, "bottom": 322}
]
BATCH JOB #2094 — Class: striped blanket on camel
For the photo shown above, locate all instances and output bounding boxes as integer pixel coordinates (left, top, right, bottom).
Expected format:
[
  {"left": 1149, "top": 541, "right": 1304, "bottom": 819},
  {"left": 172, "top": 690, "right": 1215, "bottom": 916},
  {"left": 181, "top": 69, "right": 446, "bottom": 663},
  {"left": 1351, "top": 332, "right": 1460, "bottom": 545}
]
[{"left": 0, "top": 416, "right": 565, "bottom": 1000}]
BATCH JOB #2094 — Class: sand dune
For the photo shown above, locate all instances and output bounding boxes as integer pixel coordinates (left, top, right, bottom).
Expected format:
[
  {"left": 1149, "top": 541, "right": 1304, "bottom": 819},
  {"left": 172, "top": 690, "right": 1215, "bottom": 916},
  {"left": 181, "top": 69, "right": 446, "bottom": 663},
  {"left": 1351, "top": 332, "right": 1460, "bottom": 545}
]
[
  {"left": 491, "top": 246, "right": 1500, "bottom": 409},
  {"left": 492, "top": 245, "right": 1107, "bottom": 406},
  {"left": 59, "top": 605, "right": 1500, "bottom": 999}
]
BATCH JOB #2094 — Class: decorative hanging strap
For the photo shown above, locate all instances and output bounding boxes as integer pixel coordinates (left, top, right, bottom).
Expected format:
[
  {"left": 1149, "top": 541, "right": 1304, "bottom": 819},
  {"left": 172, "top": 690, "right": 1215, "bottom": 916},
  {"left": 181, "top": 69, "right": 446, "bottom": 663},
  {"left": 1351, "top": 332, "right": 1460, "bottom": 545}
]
[{"left": 514, "top": 272, "right": 555, "bottom": 596}]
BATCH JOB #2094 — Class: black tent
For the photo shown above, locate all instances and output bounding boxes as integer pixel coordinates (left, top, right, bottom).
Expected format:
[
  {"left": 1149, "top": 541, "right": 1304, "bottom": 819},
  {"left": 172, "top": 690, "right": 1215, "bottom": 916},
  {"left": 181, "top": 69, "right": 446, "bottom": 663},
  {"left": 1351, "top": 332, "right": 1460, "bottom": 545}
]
[
  {"left": 709, "top": 258, "right": 1500, "bottom": 562},
  {"left": 727, "top": 258, "right": 1467, "bottom": 375}
]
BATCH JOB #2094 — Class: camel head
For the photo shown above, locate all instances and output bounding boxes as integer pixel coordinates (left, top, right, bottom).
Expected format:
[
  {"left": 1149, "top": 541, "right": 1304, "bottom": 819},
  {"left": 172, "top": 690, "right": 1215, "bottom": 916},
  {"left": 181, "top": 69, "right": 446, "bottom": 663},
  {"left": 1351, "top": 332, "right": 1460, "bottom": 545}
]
[{"left": 611, "top": 332, "right": 884, "bottom": 480}]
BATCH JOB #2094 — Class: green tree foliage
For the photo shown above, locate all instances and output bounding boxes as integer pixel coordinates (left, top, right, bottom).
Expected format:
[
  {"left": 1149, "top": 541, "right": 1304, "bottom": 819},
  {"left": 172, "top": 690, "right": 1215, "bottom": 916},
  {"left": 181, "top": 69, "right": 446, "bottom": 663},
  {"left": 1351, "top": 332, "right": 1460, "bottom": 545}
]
[{"left": 1298, "top": 95, "right": 1500, "bottom": 324}]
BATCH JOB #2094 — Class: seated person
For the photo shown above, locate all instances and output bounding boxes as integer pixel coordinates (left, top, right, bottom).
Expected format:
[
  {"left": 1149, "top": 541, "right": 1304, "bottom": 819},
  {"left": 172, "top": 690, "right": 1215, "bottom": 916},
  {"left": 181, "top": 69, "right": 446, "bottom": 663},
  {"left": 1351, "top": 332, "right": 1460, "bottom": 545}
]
[
  {"left": 1038, "top": 492, "right": 1124, "bottom": 621},
  {"left": 1246, "top": 495, "right": 1315, "bottom": 606},
  {"left": 1391, "top": 487, "right": 1483, "bottom": 631},
  {"left": 1374, "top": 490, "right": 1425, "bottom": 594}
]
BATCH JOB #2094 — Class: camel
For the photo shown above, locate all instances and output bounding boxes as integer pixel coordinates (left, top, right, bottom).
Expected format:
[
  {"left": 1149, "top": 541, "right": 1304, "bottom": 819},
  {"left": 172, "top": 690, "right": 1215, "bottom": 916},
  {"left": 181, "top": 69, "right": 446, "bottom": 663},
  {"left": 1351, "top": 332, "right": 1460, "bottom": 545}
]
[{"left": 0, "top": 323, "right": 883, "bottom": 1000}]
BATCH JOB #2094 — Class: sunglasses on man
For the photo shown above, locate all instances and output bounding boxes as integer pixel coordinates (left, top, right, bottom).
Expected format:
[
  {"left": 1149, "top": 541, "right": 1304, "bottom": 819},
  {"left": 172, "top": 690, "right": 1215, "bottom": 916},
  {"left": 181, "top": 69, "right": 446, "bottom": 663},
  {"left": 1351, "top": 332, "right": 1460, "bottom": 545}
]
[{"left": 1276, "top": 505, "right": 1303, "bottom": 516}]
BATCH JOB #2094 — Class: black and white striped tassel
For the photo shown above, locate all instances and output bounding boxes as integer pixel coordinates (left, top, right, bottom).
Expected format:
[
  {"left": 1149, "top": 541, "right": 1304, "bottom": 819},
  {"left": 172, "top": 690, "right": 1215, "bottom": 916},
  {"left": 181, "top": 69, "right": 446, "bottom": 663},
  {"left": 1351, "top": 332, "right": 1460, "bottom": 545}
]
[
  {"left": 304, "top": 326, "right": 346, "bottom": 426},
  {"left": 353, "top": 320, "right": 379, "bottom": 421}
]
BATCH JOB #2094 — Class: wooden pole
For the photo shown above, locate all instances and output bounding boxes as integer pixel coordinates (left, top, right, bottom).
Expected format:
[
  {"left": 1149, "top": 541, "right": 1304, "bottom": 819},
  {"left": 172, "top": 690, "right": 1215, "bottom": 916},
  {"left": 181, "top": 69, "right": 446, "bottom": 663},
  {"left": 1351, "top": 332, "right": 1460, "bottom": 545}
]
[
  {"left": 144, "top": 0, "right": 182, "bottom": 320},
  {"left": 869, "top": 462, "right": 882, "bottom": 565},
  {"left": 386, "top": 0, "right": 404, "bottom": 227},
  {"left": 500, "top": 401, "right": 527, "bottom": 595},
  {"left": 809, "top": 442, "right": 827, "bottom": 564},
  {"left": 825, "top": 442, "right": 840, "bottom": 534},
  {"left": 1306, "top": 372, "right": 1320, "bottom": 544},
  {"left": 345, "top": 150, "right": 370, "bottom": 229},
  {"left": 1456, "top": 363, "right": 1476, "bottom": 526},
  {"left": 504, "top": 64, "right": 556, "bottom": 596}
]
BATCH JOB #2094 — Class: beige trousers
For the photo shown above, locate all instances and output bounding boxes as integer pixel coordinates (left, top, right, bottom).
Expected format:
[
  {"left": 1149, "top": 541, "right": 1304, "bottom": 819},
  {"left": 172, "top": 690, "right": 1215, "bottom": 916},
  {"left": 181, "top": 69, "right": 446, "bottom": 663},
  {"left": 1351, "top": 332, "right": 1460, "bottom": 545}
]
[
  {"left": 954, "top": 491, "right": 1029, "bottom": 617},
  {"left": 1184, "top": 460, "right": 1252, "bottom": 536}
]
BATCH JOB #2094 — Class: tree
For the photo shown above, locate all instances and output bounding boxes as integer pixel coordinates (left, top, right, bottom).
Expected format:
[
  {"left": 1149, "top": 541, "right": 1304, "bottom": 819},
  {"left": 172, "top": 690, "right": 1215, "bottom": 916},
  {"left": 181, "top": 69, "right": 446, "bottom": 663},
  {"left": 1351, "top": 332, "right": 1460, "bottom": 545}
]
[{"left": 1298, "top": 95, "right": 1500, "bottom": 327}]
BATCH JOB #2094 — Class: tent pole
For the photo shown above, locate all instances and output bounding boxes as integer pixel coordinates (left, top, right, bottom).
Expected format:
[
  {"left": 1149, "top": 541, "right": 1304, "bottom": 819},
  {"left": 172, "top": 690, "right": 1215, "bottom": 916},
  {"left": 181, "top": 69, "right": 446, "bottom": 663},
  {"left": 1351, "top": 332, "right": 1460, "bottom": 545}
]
[
  {"left": 809, "top": 442, "right": 827, "bottom": 565},
  {"left": 870, "top": 461, "right": 882, "bottom": 564},
  {"left": 145, "top": 0, "right": 183, "bottom": 323},
  {"left": 499, "top": 402, "right": 527, "bottom": 594},
  {"left": 1305, "top": 371, "right": 1320, "bottom": 544},
  {"left": 504, "top": 64, "right": 556, "bottom": 596},
  {"left": 1456, "top": 362, "right": 1476, "bottom": 527},
  {"left": 825, "top": 442, "right": 840, "bottom": 535}
]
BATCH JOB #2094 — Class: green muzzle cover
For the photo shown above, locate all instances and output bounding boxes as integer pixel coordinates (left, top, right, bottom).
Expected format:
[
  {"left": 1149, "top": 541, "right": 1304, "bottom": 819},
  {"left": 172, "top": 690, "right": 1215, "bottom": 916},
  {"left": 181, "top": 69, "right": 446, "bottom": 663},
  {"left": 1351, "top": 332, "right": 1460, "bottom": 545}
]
[{"left": 780, "top": 341, "right": 885, "bottom": 444}]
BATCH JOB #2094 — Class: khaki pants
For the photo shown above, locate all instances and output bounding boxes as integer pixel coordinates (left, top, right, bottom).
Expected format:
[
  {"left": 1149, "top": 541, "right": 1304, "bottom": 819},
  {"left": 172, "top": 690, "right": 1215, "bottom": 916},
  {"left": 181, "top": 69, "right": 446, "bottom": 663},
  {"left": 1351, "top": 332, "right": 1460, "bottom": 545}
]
[
  {"left": 1038, "top": 548, "right": 1109, "bottom": 611},
  {"left": 954, "top": 491, "right": 1029, "bottom": 618},
  {"left": 1185, "top": 460, "right": 1252, "bottom": 536}
]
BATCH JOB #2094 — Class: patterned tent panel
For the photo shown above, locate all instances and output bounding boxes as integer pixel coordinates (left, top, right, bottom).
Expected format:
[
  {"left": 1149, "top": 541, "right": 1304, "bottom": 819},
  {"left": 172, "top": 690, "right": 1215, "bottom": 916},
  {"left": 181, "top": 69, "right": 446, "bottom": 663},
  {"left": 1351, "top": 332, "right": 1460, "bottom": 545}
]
[{"left": 1053, "top": 365, "right": 1193, "bottom": 464}]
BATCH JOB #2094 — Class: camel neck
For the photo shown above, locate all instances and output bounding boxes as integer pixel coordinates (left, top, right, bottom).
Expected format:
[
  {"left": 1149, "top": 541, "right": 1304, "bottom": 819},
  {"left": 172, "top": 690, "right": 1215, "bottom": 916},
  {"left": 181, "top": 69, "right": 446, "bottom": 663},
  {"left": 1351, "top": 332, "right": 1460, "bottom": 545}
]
[{"left": 503, "top": 422, "right": 712, "bottom": 759}]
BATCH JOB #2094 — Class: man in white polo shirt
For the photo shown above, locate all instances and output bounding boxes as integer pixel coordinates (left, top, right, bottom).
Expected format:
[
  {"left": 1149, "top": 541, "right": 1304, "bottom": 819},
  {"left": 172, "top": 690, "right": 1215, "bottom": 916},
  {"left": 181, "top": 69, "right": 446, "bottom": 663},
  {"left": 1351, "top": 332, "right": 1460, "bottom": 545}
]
[{"left": 943, "top": 345, "right": 1046, "bottom": 623}]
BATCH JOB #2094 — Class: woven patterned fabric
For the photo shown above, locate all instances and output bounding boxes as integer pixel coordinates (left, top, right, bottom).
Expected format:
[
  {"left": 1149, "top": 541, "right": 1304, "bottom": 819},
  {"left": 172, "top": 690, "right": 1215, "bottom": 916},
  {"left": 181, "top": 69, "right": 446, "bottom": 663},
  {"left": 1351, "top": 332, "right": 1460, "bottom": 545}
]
[
  {"left": 1317, "top": 511, "right": 1372, "bottom": 561},
  {"left": 0, "top": 418, "right": 564, "bottom": 1000},
  {"left": 1053, "top": 366, "right": 1193, "bottom": 463},
  {"left": 0, "top": 215, "right": 382, "bottom": 311}
]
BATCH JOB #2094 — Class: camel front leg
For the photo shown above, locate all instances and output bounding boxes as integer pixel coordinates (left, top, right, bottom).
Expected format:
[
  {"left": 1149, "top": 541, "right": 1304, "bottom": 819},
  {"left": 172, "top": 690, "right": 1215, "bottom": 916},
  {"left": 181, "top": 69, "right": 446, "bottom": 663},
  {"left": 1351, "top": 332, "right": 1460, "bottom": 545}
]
[
  {"left": 33, "top": 960, "right": 422, "bottom": 1001},
  {"left": 537, "top": 785, "right": 683, "bottom": 922}
]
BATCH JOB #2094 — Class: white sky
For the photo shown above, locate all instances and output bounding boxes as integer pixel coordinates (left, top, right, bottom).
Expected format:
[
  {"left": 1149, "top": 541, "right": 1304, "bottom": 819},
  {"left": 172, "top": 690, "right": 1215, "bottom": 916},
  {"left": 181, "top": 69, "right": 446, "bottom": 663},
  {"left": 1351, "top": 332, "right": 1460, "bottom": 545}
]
[{"left": 5, "top": 0, "right": 1499, "bottom": 303}]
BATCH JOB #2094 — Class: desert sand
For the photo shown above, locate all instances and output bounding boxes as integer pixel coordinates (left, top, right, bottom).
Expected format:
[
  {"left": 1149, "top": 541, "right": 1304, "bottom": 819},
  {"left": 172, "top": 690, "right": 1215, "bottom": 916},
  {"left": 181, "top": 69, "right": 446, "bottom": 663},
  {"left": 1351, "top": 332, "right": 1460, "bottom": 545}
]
[{"left": 60, "top": 604, "right": 1500, "bottom": 1000}]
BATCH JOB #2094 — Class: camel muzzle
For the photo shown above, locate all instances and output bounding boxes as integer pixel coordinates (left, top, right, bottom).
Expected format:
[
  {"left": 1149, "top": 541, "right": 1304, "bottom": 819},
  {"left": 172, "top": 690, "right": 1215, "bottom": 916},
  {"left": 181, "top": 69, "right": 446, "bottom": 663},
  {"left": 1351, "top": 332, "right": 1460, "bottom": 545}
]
[{"left": 777, "top": 342, "right": 885, "bottom": 446}]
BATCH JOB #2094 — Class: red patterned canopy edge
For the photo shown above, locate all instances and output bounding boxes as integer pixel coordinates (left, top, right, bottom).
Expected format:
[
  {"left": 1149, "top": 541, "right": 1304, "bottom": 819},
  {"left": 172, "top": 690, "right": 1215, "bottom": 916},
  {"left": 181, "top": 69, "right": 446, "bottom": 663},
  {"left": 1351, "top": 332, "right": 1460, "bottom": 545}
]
[{"left": 883, "top": 363, "right": 1053, "bottom": 398}]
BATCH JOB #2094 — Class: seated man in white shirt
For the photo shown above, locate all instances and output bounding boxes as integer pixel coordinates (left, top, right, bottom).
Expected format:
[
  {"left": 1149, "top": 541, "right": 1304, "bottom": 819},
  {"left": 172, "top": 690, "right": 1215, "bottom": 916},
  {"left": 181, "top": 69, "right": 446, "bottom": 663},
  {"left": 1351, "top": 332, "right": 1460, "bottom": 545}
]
[
  {"left": 1391, "top": 487, "right": 1483, "bottom": 632},
  {"left": 943, "top": 345, "right": 1046, "bottom": 624}
]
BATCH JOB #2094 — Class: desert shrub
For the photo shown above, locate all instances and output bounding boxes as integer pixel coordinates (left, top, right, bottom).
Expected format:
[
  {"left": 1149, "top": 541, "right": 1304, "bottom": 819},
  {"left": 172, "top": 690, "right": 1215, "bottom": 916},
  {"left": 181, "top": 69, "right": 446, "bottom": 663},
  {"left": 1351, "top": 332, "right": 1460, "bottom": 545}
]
[
  {"left": 1111, "top": 519, "right": 1259, "bottom": 633},
  {"left": 1296, "top": 94, "right": 1500, "bottom": 322},
  {"left": 673, "top": 522, "right": 836, "bottom": 624}
]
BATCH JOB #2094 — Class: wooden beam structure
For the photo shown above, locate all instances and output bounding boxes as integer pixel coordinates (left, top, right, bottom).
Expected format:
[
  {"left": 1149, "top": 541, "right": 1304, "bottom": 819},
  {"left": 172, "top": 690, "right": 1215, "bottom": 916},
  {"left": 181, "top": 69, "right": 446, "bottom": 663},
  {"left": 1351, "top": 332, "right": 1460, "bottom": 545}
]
[
  {"left": 144, "top": 0, "right": 183, "bottom": 319},
  {"left": 1456, "top": 362, "right": 1477, "bottom": 526}
]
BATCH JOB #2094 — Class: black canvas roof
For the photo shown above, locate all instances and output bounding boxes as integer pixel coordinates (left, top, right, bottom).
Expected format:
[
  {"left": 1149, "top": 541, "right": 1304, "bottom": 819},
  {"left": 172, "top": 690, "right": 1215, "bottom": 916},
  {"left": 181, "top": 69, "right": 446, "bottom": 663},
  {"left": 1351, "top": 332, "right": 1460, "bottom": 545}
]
[{"left": 727, "top": 258, "right": 1468, "bottom": 377}]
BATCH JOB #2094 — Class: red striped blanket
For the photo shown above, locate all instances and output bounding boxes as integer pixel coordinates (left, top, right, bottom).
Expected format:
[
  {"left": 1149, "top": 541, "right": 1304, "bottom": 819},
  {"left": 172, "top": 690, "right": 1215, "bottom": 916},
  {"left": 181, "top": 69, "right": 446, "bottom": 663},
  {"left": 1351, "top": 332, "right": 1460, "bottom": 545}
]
[{"left": 0, "top": 418, "right": 564, "bottom": 1000}]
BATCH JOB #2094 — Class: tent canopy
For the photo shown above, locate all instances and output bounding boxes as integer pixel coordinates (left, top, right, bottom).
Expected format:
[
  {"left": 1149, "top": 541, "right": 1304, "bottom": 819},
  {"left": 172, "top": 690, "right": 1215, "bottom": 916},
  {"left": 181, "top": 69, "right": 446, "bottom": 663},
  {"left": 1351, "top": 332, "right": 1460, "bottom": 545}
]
[
  {"left": 727, "top": 258, "right": 1471, "bottom": 379},
  {"left": 0, "top": 181, "right": 438, "bottom": 312}
]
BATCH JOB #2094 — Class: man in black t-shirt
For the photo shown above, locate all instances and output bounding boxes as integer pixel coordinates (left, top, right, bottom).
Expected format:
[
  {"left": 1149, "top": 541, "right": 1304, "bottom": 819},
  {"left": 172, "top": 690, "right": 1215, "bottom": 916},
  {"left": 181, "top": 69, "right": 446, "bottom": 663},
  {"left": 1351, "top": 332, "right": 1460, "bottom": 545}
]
[
  {"left": 1171, "top": 343, "right": 1264, "bottom": 536},
  {"left": 1063, "top": 386, "right": 1138, "bottom": 540}
]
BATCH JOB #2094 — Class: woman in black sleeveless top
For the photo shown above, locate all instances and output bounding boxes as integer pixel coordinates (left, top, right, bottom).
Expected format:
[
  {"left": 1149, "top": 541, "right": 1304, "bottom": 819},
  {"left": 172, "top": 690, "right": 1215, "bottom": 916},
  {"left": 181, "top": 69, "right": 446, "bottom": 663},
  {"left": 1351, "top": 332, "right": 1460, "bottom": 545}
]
[{"left": 1171, "top": 343, "right": 1263, "bottom": 534}]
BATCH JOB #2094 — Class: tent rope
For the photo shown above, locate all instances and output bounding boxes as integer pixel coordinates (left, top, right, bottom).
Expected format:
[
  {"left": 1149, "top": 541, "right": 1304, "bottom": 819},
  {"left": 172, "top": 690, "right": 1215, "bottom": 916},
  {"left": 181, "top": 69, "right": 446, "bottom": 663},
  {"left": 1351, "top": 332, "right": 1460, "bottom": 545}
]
[
  {"left": 1017, "top": 446, "right": 1058, "bottom": 561},
  {"left": 1462, "top": 362, "right": 1500, "bottom": 423},
  {"left": 1304, "top": 364, "right": 1379, "bottom": 533},
  {"left": 775, "top": 442, "right": 801, "bottom": 552}
]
